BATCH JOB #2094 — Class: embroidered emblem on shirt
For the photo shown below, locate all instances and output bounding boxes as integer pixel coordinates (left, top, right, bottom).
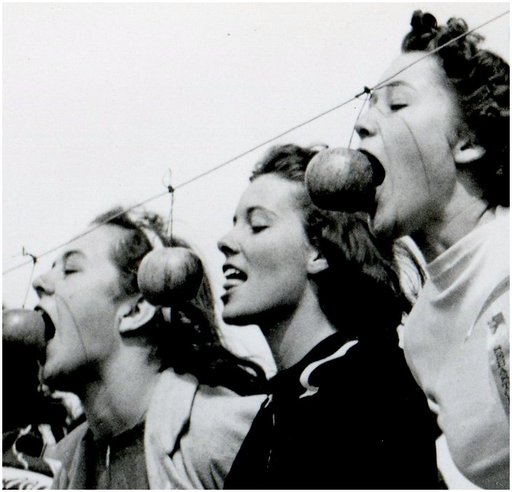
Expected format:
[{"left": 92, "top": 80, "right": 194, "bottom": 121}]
[
  {"left": 488, "top": 312, "right": 505, "bottom": 335},
  {"left": 465, "top": 276, "right": 509, "bottom": 340},
  {"left": 493, "top": 344, "right": 509, "bottom": 401}
]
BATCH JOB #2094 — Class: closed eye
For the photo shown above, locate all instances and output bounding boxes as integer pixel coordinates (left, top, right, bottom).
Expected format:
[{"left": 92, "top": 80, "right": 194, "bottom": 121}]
[
  {"left": 251, "top": 225, "right": 268, "bottom": 233},
  {"left": 389, "top": 103, "right": 407, "bottom": 111}
]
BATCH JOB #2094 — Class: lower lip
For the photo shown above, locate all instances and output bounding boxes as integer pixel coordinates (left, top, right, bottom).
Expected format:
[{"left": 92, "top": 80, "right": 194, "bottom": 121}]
[
  {"left": 46, "top": 335, "right": 56, "bottom": 350},
  {"left": 222, "top": 282, "right": 243, "bottom": 302},
  {"left": 369, "top": 188, "right": 381, "bottom": 216},
  {"left": 221, "top": 291, "right": 232, "bottom": 305},
  {"left": 221, "top": 285, "right": 235, "bottom": 299}
]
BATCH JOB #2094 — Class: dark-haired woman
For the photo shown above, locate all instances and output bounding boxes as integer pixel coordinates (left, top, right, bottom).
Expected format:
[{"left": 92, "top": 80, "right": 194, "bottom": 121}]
[
  {"left": 37, "top": 207, "right": 266, "bottom": 489},
  {"left": 354, "top": 11, "right": 509, "bottom": 488},
  {"left": 218, "top": 144, "right": 439, "bottom": 489}
]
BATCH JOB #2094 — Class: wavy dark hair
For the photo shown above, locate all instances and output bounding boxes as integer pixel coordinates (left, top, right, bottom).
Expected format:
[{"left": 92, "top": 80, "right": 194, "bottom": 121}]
[
  {"left": 251, "top": 144, "right": 420, "bottom": 341},
  {"left": 92, "top": 207, "right": 266, "bottom": 395},
  {"left": 401, "top": 10, "right": 509, "bottom": 207}
]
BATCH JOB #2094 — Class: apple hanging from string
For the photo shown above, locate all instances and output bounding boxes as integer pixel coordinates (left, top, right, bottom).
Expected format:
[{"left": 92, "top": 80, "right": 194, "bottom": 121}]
[
  {"left": 3, "top": 308, "right": 47, "bottom": 357},
  {"left": 137, "top": 246, "right": 204, "bottom": 306},
  {"left": 305, "top": 147, "right": 385, "bottom": 213}
]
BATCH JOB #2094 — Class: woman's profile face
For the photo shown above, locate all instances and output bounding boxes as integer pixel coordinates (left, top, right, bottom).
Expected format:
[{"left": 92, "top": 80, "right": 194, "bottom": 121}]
[
  {"left": 32, "top": 225, "right": 126, "bottom": 391},
  {"left": 356, "top": 52, "right": 464, "bottom": 239},
  {"left": 218, "top": 174, "right": 317, "bottom": 328}
]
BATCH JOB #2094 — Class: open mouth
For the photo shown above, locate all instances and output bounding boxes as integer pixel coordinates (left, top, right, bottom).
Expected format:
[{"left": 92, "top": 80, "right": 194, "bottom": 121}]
[
  {"left": 222, "top": 265, "right": 248, "bottom": 289},
  {"left": 34, "top": 307, "right": 57, "bottom": 343},
  {"left": 359, "top": 150, "right": 385, "bottom": 187}
]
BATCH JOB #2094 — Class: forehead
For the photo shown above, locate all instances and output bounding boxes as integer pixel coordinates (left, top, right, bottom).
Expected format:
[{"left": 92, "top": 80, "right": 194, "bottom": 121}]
[
  {"left": 238, "top": 174, "right": 304, "bottom": 214},
  {"left": 60, "top": 225, "right": 123, "bottom": 262},
  {"left": 379, "top": 52, "right": 447, "bottom": 91}
]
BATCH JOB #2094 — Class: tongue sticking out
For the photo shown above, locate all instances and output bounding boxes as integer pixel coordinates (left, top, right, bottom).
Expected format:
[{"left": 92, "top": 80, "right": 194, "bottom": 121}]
[
  {"left": 3, "top": 309, "right": 47, "bottom": 359},
  {"left": 305, "top": 148, "right": 384, "bottom": 213}
]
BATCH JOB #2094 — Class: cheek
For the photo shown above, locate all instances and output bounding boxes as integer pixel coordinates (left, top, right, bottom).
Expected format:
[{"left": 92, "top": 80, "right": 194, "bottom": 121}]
[
  {"left": 382, "top": 113, "right": 454, "bottom": 182},
  {"left": 255, "top": 241, "right": 308, "bottom": 289},
  {"left": 58, "top": 283, "right": 120, "bottom": 340}
]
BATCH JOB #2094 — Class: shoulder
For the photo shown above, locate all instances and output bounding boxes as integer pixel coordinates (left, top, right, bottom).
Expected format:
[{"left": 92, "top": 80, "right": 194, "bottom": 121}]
[
  {"left": 188, "top": 385, "right": 265, "bottom": 463},
  {"left": 147, "top": 369, "right": 265, "bottom": 460},
  {"left": 176, "top": 384, "right": 266, "bottom": 488},
  {"left": 476, "top": 207, "right": 509, "bottom": 262},
  {"left": 313, "top": 339, "right": 428, "bottom": 419},
  {"left": 191, "top": 385, "right": 265, "bottom": 438},
  {"left": 321, "top": 338, "right": 410, "bottom": 384}
]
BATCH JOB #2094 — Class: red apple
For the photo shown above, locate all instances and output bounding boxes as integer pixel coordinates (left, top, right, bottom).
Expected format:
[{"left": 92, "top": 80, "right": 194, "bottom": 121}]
[
  {"left": 137, "top": 247, "right": 204, "bottom": 306},
  {"left": 305, "top": 147, "right": 380, "bottom": 212}
]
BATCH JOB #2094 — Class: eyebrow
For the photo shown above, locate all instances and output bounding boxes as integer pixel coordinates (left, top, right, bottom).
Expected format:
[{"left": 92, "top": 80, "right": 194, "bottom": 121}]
[
  {"left": 247, "top": 206, "right": 277, "bottom": 219},
  {"left": 375, "top": 80, "right": 414, "bottom": 92},
  {"left": 52, "top": 250, "right": 85, "bottom": 269},
  {"left": 232, "top": 206, "right": 276, "bottom": 224},
  {"left": 370, "top": 80, "right": 414, "bottom": 105}
]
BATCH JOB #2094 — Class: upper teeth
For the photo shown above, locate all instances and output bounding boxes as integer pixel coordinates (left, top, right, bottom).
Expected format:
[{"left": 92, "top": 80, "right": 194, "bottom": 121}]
[{"left": 225, "top": 267, "right": 242, "bottom": 278}]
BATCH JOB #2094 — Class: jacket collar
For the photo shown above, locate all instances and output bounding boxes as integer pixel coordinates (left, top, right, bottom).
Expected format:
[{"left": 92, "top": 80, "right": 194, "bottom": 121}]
[{"left": 269, "top": 333, "right": 357, "bottom": 398}]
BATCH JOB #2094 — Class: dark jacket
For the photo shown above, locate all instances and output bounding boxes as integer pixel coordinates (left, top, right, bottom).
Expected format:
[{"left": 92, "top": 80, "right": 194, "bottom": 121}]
[{"left": 224, "top": 332, "right": 439, "bottom": 489}]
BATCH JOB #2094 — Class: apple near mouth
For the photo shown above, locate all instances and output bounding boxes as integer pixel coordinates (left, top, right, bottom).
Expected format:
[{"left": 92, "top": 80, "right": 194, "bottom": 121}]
[
  {"left": 2, "top": 308, "right": 47, "bottom": 358},
  {"left": 305, "top": 147, "right": 384, "bottom": 213}
]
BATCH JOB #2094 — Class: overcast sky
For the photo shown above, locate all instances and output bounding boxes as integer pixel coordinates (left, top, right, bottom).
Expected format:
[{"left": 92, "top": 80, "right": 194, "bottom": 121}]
[{"left": 3, "top": 3, "right": 509, "bottom": 358}]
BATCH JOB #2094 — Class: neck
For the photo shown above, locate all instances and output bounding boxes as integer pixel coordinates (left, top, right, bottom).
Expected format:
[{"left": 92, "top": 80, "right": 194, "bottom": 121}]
[
  {"left": 77, "top": 346, "right": 160, "bottom": 440},
  {"left": 260, "top": 286, "right": 337, "bottom": 371},
  {"left": 412, "top": 182, "right": 493, "bottom": 263}
]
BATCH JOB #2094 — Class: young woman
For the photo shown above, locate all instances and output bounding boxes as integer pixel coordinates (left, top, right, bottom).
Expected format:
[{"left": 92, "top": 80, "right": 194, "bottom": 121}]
[
  {"left": 354, "top": 11, "right": 509, "bottom": 488},
  {"left": 35, "top": 207, "right": 266, "bottom": 489},
  {"left": 218, "top": 144, "right": 439, "bottom": 489}
]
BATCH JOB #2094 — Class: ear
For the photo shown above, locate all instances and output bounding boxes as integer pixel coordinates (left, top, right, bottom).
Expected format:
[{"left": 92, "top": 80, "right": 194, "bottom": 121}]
[
  {"left": 307, "top": 249, "right": 329, "bottom": 275},
  {"left": 118, "top": 295, "right": 158, "bottom": 335},
  {"left": 453, "top": 137, "right": 486, "bottom": 166}
]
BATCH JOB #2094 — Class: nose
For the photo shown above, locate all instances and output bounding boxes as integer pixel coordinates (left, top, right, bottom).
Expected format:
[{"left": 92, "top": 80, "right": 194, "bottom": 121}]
[
  {"left": 32, "top": 271, "right": 55, "bottom": 298},
  {"left": 217, "top": 229, "right": 239, "bottom": 257},
  {"left": 355, "top": 108, "right": 377, "bottom": 139}
]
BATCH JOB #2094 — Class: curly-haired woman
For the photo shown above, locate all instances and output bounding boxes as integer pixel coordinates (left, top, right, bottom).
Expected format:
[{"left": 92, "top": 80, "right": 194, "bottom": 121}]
[{"left": 354, "top": 11, "right": 509, "bottom": 488}]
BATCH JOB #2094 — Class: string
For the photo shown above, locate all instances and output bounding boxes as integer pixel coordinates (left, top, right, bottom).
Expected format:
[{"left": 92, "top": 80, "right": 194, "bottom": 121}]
[
  {"left": 3, "top": 9, "right": 508, "bottom": 278},
  {"left": 3, "top": 95, "right": 361, "bottom": 276},
  {"left": 164, "top": 169, "right": 175, "bottom": 243},
  {"left": 21, "top": 249, "right": 37, "bottom": 308},
  {"left": 2, "top": 189, "right": 171, "bottom": 275},
  {"left": 171, "top": 96, "right": 366, "bottom": 191},
  {"left": 348, "top": 88, "right": 371, "bottom": 149},
  {"left": 373, "top": 10, "right": 509, "bottom": 91},
  {"left": 167, "top": 190, "right": 175, "bottom": 244}
]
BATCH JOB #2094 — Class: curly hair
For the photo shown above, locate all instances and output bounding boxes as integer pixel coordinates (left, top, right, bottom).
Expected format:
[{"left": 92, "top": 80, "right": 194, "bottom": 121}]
[
  {"left": 91, "top": 207, "right": 266, "bottom": 395},
  {"left": 251, "top": 144, "right": 420, "bottom": 340},
  {"left": 401, "top": 10, "right": 509, "bottom": 207}
]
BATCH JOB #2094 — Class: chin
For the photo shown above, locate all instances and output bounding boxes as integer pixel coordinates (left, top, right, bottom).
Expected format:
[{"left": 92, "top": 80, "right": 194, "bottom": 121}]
[
  {"left": 222, "top": 305, "right": 258, "bottom": 327},
  {"left": 42, "top": 370, "right": 67, "bottom": 392},
  {"left": 43, "top": 362, "right": 82, "bottom": 393},
  {"left": 370, "top": 211, "right": 401, "bottom": 239},
  {"left": 222, "top": 312, "right": 252, "bottom": 326}
]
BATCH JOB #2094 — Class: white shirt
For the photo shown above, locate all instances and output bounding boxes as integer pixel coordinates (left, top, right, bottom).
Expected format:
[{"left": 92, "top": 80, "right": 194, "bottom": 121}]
[{"left": 403, "top": 207, "right": 509, "bottom": 489}]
